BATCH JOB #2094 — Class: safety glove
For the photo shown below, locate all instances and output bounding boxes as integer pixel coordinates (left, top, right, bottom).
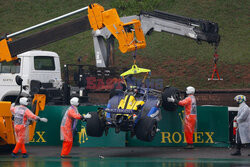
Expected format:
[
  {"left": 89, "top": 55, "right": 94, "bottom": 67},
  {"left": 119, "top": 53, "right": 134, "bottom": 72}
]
[
  {"left": 167, "top": 96, "right": 179, "bottom": 104},
  {"left": 37, "top": 116, "right": 48, "bottom": 123},
  {"left": 167, "top": 96, "right": 175, "bottom": 102},
  {"left": 84, "top": 113, "right": 92, "bottom": 119}
]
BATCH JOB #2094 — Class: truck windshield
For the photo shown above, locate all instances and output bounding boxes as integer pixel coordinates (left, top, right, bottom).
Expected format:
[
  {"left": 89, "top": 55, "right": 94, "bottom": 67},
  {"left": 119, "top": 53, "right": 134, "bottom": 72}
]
[
  {"left": 34, "top": 56, "right": 55, "bottom": 70},
  {"left": 0, "top": 59, "right": 21, "bottom": 73}
]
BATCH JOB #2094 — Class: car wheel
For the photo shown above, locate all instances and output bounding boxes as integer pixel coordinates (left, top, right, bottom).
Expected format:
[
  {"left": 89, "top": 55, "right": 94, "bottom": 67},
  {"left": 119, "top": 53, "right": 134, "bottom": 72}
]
[
  {"left": 162, "top": 86, "right": 180, "bottom": 111},
  {"left": 86, "top": 112, "right": 105, "bottom": 137},
  {"left": 135, "top": 116, "right": 157, "bottom": 142}
]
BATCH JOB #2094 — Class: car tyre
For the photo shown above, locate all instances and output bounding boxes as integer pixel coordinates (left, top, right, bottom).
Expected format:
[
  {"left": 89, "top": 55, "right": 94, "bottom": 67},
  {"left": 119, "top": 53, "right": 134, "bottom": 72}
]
[
  {"left": 86, "top": 112, "right": 105, "bottom": 137},
  {"left": 162, "top": 86, "right": 180, "bottom": 111},
  {"left": 135, "top": 116, "right": 157, "bottom": 142}
]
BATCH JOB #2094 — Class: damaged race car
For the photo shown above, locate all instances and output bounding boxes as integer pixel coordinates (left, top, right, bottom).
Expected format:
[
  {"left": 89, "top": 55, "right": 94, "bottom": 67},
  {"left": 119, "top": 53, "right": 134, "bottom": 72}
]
[{"left": 86, "top": 64, "right": 180, "bottom": 142}]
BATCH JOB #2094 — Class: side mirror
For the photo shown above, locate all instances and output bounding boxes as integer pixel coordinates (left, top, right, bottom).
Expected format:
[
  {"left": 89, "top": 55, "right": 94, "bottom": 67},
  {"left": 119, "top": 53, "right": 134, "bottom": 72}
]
[{"left": 15, "top": 75, "right": 23, "bottom": 86}]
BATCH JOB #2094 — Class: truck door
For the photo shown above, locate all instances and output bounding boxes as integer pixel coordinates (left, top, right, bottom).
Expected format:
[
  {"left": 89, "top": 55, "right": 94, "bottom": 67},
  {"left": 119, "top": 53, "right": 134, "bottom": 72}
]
[
  {"left": 0, "top": 59, "right": 22, "bottom": 101},
  {"left": 30, "top": 56, "right": 61, "bottom": 85}
]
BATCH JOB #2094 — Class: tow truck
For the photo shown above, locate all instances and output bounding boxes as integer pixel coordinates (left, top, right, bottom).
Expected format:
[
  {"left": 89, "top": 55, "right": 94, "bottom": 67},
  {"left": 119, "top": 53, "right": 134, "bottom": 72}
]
[{"left": 0, "top": 3, "right": 220, "bottom": 144}]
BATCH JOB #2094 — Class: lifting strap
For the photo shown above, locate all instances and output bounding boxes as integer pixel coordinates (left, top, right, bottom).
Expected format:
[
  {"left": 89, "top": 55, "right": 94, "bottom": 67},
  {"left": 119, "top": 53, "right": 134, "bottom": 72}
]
[{"left": 208, "top": 46, "right": 223, "bottom": 81}]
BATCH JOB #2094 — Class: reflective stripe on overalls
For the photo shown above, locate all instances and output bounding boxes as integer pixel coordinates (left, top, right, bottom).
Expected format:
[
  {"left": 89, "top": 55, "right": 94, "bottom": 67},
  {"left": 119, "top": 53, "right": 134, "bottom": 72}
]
[
  {"left": 190, "top": 95, "right": 197, "bottom": 115},
  {"left": 61, "top": 106, "right": 79, "bottom": 128}
]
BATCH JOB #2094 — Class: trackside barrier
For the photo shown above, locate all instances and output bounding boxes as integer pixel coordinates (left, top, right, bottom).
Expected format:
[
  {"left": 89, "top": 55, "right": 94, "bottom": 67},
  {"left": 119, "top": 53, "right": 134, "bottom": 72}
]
[
  {"left": 27, "top": 105, "right": 125, "bottom": 147},
  {"left": 27, "top": 105, "right": 229, "bottom": 147},
  {"left": 127, "top": 106, "right": 229, "bottom": 147}
]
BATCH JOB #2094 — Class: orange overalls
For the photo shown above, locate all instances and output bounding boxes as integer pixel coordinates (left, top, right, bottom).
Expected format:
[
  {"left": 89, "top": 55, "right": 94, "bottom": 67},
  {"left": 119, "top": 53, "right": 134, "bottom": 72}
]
[
  {"left": 60, "top": 106, "right": 82, "bottom": 156},
  {"left": 10, "top": 105, "right": 39, "bottom": 154},
  {"left": 178, "top": 95, "right": 197, "bottom": 145}
]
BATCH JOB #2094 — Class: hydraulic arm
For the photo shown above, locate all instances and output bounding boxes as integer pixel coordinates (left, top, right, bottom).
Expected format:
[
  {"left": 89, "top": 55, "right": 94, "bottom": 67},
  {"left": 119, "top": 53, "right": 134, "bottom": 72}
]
[
  {"left": 0, "top": 4, "right": 220, "bottom": 69},
  {"left": 139, "top": 10, "right": 220, "bottom": 45},
  {"left": 0, "top": 3, "right": 145, "bottom": 63},
  {"left": 0, "top": 6, "right": 90, "bottom": 62},
  {"left": 92, "top": 10, "right": 220, "bottom": 67},
  {"left": 88, "top": 3, "right": 146, "bottom": 53}
]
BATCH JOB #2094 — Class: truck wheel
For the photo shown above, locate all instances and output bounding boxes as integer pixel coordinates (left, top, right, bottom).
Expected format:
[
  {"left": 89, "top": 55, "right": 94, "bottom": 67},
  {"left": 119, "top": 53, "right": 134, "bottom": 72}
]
[
  {"left": 0, "top": 143, "right": 15, "bottom": 153},
  {"left": 86, "top": 112, "right": 105, "bottom": 137},
  {"left": 162, "top": 86, "right": 180, "bottom": 111},
  {"left": 135, "top": 116, "right": 157, "bottom": 142}
]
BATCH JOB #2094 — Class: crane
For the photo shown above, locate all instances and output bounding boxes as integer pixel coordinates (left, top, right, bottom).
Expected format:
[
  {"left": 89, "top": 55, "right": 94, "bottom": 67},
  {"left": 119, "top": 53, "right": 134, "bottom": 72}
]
[
  {"left": 92, "top": 9, "right": 220, "bottom": 67},
  {"left": 0, "top": 3, "right": 146, "bottom": 63},
  {"left": 0, "top": 3, "right": 221, "bottom": 104}
]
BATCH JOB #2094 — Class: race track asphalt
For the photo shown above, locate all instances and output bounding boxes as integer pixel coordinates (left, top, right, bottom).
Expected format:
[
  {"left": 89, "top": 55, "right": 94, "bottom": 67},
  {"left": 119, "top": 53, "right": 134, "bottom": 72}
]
[{"left": 0, "top": 146, "right": 250, "bottom": 167}]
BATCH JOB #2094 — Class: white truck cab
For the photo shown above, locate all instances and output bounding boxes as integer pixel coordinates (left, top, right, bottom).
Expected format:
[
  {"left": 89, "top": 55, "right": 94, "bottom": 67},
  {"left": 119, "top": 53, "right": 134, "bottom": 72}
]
[{"left": 0, "top": 50, "right": 62, "bottom": 102}]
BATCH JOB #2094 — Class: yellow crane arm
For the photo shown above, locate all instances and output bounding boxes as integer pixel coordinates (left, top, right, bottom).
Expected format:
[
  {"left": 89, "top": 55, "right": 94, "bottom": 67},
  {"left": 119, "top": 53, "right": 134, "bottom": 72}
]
[
  {"left": 29, "top": 94, "right": 46, "bottom": 141},
  {"left": 0, "top": 38, "right": 17, "bottom": 62},
  {"left": 88, "top": 3, "right": 146, "bottom": 53}
]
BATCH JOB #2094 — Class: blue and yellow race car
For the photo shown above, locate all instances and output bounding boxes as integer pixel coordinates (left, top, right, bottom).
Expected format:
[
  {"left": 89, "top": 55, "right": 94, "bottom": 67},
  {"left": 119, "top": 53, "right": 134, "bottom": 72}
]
[{"left": 86, "top": 65, "right": 180, "bottom": 142}]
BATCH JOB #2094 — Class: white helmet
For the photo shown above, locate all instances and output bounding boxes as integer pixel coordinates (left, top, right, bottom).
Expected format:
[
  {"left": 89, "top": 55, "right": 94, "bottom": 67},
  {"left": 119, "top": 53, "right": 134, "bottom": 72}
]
[
  {"left": 70, "top": 97, "right": 79, "bottom": 106},
  {"left": 186, "top": 86, "right": 195, "bottom": 95},
  {"left": 19, "top": 97, "right": 29, "bottom": 106}
]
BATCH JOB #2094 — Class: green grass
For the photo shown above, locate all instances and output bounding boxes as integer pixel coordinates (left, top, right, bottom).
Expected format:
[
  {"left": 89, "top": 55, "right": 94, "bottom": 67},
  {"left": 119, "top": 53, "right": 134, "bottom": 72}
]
[{"left": 0, "top": 0, "right": 249, "bottom": 90}]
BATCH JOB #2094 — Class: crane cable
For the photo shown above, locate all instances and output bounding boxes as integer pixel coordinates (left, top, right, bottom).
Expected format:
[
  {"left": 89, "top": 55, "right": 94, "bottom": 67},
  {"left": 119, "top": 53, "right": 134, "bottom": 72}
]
[{"left": 133, "top": 44, "right": 137, "bottom": 65}]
